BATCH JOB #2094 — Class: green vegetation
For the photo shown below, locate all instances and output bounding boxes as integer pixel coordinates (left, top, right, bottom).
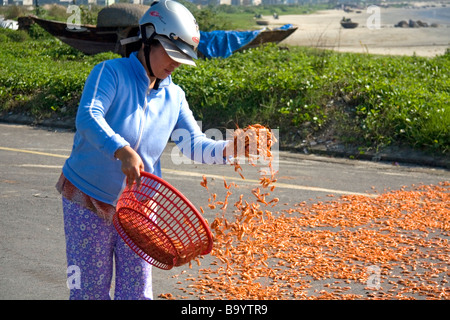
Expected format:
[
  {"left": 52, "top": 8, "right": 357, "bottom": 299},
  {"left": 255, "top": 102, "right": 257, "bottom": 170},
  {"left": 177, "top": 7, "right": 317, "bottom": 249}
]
[
  {"left": 0, "top": 5, "right": 448, "bottom": 157},
  {"left": 0, "top": 3, "right": 99, "bottom": 25},
  {"left": 0, "top": 26, "right": 118, "bottom": 119},
  {"left": 174, "top": 45, "right": 449, "bottom": 155}
]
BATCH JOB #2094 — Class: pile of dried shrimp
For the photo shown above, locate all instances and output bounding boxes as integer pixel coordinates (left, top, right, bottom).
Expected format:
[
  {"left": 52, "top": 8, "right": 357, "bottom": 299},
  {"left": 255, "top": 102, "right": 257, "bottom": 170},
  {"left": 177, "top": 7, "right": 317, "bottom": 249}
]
[{"left": 162, "top": 124, "right": 449, "bottom": 300}]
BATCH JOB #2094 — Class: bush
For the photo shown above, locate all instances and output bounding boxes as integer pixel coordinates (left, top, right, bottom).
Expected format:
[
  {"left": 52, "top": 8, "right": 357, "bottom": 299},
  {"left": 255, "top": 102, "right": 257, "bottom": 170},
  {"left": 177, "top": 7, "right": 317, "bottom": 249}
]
[
  {"left": 3, "top": 5, "right": 28, "bottom": 20},
  {"left": 0, "top": 31, "right": 448, "bottom": 155},
  {"left": 328, "top": 51, "right": 450, "bottom": 153},
  {"left": 0, "top": 31, "right": 120, "bottom": 118},
  {"left": 27, "top": 24, "right": 54, "bottom": 40},
  {"left": 174, "top": 45, "right": 449, "bottom": 154},
  {"left": 0, "top": 28, "right": 29, "bottom": 42}
]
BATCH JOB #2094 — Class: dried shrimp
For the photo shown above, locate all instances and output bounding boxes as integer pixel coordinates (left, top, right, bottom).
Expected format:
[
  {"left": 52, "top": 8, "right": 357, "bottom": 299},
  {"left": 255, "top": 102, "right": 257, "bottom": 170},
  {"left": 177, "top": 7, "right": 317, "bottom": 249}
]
[{"left": 161, "top": 124, "right": 449, "bottom": 300}]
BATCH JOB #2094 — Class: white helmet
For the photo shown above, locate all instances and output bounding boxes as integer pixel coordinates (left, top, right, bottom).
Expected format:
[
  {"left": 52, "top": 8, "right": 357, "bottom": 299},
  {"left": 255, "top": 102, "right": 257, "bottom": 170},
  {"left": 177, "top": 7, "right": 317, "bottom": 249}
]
[{"left": 139, "top": 0, "right": 200, "bottom": 66}]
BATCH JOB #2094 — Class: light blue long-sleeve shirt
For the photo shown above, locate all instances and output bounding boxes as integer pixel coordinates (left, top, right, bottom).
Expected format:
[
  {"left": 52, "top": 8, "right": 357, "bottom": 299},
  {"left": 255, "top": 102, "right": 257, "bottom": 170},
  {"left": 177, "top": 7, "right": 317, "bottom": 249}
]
[{"left": 62, "top": 51, "right": 228, "bottom": 205}]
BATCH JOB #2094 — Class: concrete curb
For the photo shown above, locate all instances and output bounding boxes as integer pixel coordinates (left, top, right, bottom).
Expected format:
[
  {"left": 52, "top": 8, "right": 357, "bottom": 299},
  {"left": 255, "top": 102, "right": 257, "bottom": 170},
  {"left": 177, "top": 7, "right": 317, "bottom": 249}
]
[{"left": 281, "top": 144, "right": 450, "bottom": 170}]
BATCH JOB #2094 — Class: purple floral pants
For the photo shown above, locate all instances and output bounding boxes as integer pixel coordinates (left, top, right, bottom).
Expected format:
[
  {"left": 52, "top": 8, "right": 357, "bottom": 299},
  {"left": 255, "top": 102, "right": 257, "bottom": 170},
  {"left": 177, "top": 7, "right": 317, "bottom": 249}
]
[{"left": 62, "top": 197, "right": 153, "bottom": 300}]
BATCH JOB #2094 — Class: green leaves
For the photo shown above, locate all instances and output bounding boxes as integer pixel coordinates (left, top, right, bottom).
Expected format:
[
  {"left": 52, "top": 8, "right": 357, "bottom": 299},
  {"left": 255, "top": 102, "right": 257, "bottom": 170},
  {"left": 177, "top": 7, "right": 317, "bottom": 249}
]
[
  {"left": 175, "top": 44, "right": 328, "bottom": 131},
  {"left": 342, "top": 53, "right": 450, "bottom": 153},
  {"left": 175, "top": 45, "right": 449, "bottom": 154},
  {"left": 0, "top": 30, "right": 120, "bottom": 117},
  {"left": 1, "top": 28, "right": 448, "bottom": 155}
]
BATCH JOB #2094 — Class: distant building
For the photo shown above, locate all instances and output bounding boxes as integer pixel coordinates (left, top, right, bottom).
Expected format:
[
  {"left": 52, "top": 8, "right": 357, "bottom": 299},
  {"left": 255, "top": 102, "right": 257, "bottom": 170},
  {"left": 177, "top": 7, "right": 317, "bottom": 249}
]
[{"left": 7, "top": 0, "right": 33, "bottom": 5}]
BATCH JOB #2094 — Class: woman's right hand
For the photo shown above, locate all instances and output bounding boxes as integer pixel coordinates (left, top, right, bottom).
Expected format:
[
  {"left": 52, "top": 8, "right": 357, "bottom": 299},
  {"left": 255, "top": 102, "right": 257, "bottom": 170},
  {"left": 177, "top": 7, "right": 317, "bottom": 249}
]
[{"left": 114, "top": 146, "right": 145, "bottom": 188}]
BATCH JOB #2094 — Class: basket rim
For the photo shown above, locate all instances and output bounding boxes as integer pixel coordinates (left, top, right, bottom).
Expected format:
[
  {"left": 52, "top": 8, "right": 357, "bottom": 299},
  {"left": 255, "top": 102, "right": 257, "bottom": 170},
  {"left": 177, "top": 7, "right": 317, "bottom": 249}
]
[
  {"left": 114, "top": 171, "right": 213, "bottom": 268},
  {"left": 136, "top": 171, "right": 213, "bottom": 255}
]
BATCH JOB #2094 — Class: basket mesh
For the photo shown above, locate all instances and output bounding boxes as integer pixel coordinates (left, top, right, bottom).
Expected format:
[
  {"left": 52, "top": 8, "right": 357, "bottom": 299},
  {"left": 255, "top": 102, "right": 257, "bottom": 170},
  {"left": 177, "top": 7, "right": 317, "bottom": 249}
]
[{"left": 114, "top": 172, "right": 213, "bottom": 270}]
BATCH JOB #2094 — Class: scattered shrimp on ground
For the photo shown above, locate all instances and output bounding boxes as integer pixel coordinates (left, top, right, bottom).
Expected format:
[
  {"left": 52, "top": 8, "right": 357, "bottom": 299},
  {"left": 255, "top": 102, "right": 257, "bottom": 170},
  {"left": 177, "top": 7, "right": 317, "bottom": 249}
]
[{"left": 159, "top": 125, "right": 449, "bottom": 300}]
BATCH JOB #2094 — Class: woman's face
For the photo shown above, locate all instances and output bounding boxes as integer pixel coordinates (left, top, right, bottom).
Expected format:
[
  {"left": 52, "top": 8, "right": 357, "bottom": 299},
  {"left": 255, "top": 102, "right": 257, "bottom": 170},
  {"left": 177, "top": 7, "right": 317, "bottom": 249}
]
[{"left": 148, "top": 43, "right": 181, "bottom": 79}]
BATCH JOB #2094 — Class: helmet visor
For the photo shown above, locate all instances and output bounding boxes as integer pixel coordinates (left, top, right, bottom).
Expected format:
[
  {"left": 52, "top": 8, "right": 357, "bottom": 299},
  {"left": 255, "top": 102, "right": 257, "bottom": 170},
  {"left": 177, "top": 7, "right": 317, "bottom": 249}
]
[{"left": 155, "top": 35, "right": 196, "bottom": 67}]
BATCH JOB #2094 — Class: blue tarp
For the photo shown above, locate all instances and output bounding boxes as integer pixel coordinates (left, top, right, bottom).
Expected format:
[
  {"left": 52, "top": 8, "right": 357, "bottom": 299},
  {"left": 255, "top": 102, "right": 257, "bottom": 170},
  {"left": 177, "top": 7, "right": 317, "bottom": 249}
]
[
  {"left": 198, "top": 24, "right": 294, "bottom": 59},
  {"left": 198, "top": 29, "right": 261, "bottom": 59}
]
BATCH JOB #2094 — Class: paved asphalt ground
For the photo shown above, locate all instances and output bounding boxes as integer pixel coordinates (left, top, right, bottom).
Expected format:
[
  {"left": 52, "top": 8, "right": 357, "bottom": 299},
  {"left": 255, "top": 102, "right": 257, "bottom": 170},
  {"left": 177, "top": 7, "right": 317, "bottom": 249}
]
[{"left": 0, "top": 123, "right": 448, "bottom": 300}]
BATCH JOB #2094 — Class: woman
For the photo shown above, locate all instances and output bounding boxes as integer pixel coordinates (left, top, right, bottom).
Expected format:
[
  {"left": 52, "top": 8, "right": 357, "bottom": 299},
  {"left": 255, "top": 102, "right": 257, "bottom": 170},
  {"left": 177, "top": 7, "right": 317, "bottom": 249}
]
[{"left": 57, "top": 0, "right": 235, "bottom": 300}]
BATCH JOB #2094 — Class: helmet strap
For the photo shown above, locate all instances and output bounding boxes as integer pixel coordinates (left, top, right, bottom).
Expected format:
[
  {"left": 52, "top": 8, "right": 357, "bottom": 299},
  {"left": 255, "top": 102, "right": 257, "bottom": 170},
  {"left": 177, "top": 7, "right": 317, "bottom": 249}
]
[{"left": 141, "top": 27, "right": 162, "bottom": 90}]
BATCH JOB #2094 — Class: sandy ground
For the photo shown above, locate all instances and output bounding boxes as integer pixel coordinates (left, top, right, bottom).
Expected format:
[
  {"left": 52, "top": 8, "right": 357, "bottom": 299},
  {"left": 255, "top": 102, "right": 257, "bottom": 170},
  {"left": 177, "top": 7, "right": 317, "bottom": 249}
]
[{"left": 263, "top": 6, "right": 450, "bottom": 57}]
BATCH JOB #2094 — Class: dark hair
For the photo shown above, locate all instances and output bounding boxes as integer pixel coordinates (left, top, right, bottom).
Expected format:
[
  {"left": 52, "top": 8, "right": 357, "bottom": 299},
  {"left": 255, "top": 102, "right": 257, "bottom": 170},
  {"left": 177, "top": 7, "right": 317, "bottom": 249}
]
[{"left": 147, "top": 38, "right": 161, "bottom": 48}]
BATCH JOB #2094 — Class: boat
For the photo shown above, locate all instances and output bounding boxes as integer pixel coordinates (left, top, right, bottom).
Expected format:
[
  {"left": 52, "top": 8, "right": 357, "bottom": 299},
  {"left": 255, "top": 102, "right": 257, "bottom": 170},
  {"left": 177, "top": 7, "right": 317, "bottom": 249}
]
[
  {"left": 21, "top": 15, "right": 297, "bottom": 58},
  {"left": 19, "top": 4, "right": 297, "bottom": 58},
  {"left": 256, "top": 20, "right": 270, "bottom": 26},
  {"left": 340, "top": 17, "right": 358, "bottom": 29},
  {"left": 238, "top": 25, "right": 297, "bottom": 51},
  {"left": 20, "top": 15, "right": 141, "bottom": 57}
]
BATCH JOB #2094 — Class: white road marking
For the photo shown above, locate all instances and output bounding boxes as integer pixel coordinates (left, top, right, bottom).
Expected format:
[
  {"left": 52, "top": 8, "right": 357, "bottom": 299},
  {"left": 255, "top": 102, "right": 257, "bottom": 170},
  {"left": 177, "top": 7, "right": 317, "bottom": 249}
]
[{"left": 1, "top": 146, "right": 376, "bottom": 197}]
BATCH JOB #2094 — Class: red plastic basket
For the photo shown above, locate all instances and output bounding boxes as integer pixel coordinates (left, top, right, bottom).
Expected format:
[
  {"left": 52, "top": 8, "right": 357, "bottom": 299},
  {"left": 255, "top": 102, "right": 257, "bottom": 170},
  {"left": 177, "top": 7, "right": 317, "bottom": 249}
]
[{"left": 113, "top": 171, "right": 213, "bottom": 270}]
